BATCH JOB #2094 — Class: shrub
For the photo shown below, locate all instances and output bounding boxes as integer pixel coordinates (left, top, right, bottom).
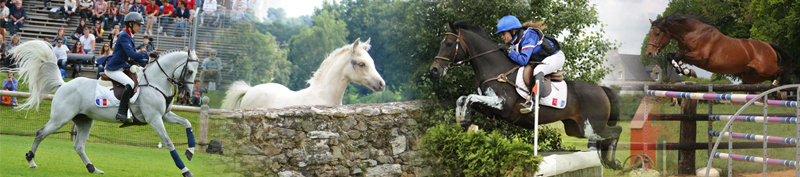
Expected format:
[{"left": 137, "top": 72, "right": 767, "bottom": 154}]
[{"left": 421, "top": 123, "right": 543, "bottom": 176}]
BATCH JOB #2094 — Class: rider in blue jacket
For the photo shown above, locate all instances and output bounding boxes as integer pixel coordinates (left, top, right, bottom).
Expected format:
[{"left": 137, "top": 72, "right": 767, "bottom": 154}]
[
  {"left": 495, "top": 15, "right": 565, "bottom": 100},
  {"left": 105, "top": 12, "right": 159, "bottom": 122}
]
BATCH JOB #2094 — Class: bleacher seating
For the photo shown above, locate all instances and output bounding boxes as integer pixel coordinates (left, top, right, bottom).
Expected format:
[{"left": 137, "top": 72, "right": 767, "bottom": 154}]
[{"left": 4, "top": 0, "right": 244, "bottom": 88}]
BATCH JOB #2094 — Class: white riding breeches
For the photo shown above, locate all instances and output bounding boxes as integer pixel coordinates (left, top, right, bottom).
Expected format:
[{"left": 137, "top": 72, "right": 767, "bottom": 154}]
[
  {"left": 533, "top": 50, "right": 565, "bottom": 76},
  {"left": 105, "top": 69, "right": 135, "bottom": 87}
]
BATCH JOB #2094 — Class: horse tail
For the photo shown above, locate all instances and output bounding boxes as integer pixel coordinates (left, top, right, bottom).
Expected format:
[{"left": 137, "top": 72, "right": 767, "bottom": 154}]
[
  {"left": 770, "top": 43, "right": 798, "bottom": 84},
  {"left": 601, "top": 86, "right": 619, "bottom": 126},
  {"left": 10, "top": 40, "right": 65, "bottom": 110},
  {"left": 221, "top": 80, "right": 251, "bottom": 109}
]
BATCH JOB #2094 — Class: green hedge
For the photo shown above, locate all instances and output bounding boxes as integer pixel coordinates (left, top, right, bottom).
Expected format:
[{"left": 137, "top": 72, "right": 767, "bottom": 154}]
[{"left": 421, "top": 123, "right": 542, "bottom": 176}]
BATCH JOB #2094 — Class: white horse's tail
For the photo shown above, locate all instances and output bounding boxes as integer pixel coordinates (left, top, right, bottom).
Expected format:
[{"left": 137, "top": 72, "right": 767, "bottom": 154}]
[
  {"left": 11, "top": 40, "right": 64, "bottom": 110},
  {"left": 221, "top": 80, "right": 251, "bottom": 109}
]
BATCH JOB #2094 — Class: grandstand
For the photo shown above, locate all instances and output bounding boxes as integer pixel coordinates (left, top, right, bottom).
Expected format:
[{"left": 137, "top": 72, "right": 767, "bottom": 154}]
[{"left": 4, "top": 0, "right": 244, "bottom": 89}]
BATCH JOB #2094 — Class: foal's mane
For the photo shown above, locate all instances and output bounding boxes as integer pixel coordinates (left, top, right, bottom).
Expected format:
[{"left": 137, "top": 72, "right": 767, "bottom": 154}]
[{"left": 307, "top": 41, "right": 372, "bottom": 86}]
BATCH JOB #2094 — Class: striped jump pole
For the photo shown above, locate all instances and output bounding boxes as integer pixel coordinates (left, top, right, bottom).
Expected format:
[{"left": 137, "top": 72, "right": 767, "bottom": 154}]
[
  {"left": 644, "top": 90, "right": 798, "bottom": 107},
  {"left": 709, "top": 115, "right": 798, "bottom": 124},
  {"left": 709, "top": 131, "right": 797, "bottom": 145},
  {"left": 713, "top": 153, "right": 797, "bottom": 167}
]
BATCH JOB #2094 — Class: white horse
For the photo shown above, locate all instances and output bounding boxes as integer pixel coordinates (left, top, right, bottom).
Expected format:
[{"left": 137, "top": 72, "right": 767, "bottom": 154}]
[
  {"left": 222, "top": 38, "right": 385, "bottom": 109},
  {"left": 13, "top": 41, "right": 200, "bottom": 177}
]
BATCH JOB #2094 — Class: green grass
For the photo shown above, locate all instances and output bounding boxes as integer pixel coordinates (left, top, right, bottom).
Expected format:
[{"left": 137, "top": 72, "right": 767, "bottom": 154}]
[{"left": 0, "top": 134, "right": 240, "bottom": 177}]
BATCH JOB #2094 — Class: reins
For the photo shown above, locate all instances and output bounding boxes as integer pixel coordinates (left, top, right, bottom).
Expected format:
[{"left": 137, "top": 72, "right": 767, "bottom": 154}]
[
  {"left": 138, "top": 49, "right": 198, "bottom": 112},
  {"left": 434, "top": 30, "right": 501, "bottom": 68},
  {"left": 435, "top": 29, "right": 523, "bottom": 91}
]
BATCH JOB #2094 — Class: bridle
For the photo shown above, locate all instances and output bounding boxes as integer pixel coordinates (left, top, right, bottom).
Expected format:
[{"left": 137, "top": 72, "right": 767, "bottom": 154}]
[
  {"left": 647, "top": 25, "right": 671, "bottom": 54},
  {"left": 433, "top": 29, "right": 500, "bottom": 68},
  {"left": 433, "top": 28, "right": 529, "bottom": 94},
  {"left": 139, "top": 49, "right": 198, "bottom": 112}
]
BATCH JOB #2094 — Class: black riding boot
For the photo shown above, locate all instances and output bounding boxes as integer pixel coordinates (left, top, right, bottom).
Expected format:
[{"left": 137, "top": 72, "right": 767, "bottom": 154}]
[
  {"left": 520, "top": 72, "right": 548, "bottom": 114},
  {"left": 116, "top": 84, "right": 133, "bottom": 122},
  {"left": 533, "top": 72, "right": 549, "bottom": 98}
]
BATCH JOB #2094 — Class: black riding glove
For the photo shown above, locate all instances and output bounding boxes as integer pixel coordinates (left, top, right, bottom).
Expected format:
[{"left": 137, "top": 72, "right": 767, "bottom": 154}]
[
  {"left": 149, "top": 52, "right": 159, "bottom": 59},
  {"left": 498, "top": 44, "right": 510, "bottom": 55}
]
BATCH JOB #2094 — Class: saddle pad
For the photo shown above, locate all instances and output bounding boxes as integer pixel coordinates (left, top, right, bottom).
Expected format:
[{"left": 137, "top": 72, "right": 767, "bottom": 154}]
[
  {"left": 515, "top": 67, "right": 568, "bottom": 109},
  {"left": 95, "top": 83, "right": 119, "bottom": 107},
  {"left": 94, "top": 82, "right": 141, "bottom": 107}
]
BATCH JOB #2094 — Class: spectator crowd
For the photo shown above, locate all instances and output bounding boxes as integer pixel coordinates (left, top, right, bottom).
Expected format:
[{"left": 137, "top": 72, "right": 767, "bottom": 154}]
[{"left": 1, "top": 0, "right": 242, "bottom": 102}]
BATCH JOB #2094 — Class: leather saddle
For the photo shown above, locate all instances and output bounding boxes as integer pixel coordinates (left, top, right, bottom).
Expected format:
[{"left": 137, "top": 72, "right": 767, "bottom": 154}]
[
  {"left": 98, "top": 68, "right": 139, "bottom": 100},
  {"left": 522, "top": 63, "right": 565, "bottom": 96}
]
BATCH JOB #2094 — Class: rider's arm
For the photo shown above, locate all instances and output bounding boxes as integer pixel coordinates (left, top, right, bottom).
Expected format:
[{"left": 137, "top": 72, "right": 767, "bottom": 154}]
[
  {"left": 508, "top": 31, "right": 542, "bottom": 65},
  {"left": 120, "top": 35, "right": 150, "bottom": 64}
]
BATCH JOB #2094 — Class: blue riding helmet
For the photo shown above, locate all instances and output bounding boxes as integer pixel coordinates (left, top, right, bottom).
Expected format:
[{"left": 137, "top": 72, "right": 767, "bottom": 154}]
[{"left": 495, "top": 15, "right": 522, "bottom": 34}]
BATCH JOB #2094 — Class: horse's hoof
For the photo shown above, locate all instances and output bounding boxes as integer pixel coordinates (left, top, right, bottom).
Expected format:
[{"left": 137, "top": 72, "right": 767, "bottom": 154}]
[
  {"left": 603, "top": 158, "right": 623, "bottom": 170},
  {"left": 28, "top": 159, "right": 37, "bottom": 168},
  {"left": 185, "top": 149, "right": 194, "bottom": 161},
  {"left": 182, "top": 171, "right": 194, "bottom": 177}
]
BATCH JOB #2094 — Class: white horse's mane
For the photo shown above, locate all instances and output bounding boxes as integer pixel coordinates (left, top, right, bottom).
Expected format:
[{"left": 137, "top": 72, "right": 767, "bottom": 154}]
[
  {"left": 157, "top": 48, "right": 197, "bottom": 59},
  {"left": 307, "top": 42, "right": 371, "bottom": 86}
]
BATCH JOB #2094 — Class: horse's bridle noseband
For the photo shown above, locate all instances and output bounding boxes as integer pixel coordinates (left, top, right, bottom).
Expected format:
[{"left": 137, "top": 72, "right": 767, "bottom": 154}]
[
  {"left": 647, "top": 25, "right": 671, "bottom": 53},
  {"left": 139, "top": 49, "right": 199, "bottom": 111},
  {"left": 434, "top": 29, "right": 500, "bottom": 68}
]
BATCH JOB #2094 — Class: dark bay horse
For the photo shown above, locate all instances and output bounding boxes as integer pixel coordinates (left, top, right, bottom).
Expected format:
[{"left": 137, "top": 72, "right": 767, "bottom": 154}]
[
  {"left": 428, "top": 20, "right": 623, "bottom": 170},
  {"left": 646, "top": 14, "right": 796, "bottom": 84}
]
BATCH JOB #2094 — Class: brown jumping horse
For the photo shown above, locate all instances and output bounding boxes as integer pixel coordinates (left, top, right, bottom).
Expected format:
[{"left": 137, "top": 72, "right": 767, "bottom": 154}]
[
  {"left": 428, "top": 20, "right": 623, "bottom": 170},
  {"left": 646, "top": 14, "right": 796, "bottom": 84}
]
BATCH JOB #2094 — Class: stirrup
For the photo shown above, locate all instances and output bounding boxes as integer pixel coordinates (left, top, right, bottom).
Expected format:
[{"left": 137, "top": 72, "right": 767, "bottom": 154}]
[
  {"left": 520, "top": 97, "right": 534, "bottom": 114},
  {"left": 116, "top": 110, "right": 133, "bottom": 123}
]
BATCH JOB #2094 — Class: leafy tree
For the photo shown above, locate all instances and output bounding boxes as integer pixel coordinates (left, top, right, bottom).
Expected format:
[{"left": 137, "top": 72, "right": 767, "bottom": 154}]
[
  {"left": 285, "top": 10, "right": 349, "bottom": 90},
  {"left": 749, "top": 0, "right": 800, "bottom": 69},
  {"left": 215, "top": 23, "right": 291, "bottom": 85},
  {"left": 266, "top": 7, "right": 287, "bottom": 23}
]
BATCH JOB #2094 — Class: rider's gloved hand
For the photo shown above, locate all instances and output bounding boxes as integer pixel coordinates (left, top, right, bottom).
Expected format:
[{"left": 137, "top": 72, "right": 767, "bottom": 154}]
[{"left": 149, "top": 52, "right": 159, "bottom": 59}]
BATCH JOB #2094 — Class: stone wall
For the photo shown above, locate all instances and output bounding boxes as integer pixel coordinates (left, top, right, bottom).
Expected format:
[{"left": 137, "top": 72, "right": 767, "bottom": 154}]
[{"left": 225, "top": 101, "right": 433, "bottom": 177}]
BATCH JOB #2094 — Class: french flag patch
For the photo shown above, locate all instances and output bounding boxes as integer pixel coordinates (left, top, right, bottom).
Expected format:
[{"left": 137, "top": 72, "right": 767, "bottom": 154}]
[{"left": 95, "top": 98, "right": 108, "bottom": 106}]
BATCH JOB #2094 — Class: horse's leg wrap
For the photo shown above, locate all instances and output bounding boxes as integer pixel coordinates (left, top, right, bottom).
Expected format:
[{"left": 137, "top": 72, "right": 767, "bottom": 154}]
[
  {"left": 86, "top": 164, "right": 96, "bottom": 173},
  {"left": 25, "top": 150, "right": 34, "bottom": 161},
  {"left": 185, "top": 128, "right": 195, "bottom": 161},
  {"left": 170, "top": 149, "right": 186, "bottom": 170},
  {"left": 26, "top": 150, "right": 37, "bottom": 168}
]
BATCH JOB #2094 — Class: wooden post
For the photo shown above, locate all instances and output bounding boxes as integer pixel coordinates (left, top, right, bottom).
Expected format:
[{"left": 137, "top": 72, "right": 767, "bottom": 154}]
[
  {"left": 679, "top": 82, "right": 698, "bottom": 175},
  {"left": 198, "top": 96, "right": 209, "bottom": 153}
]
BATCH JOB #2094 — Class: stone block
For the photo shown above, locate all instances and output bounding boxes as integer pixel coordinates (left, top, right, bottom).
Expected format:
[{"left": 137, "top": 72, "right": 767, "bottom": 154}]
[
  {"left": 381, "top": 106, "right": 403, "bottom": 115},
  {"left": 365, "top": 164, "right": 402, "bottom": 177},
  {"left": 391, "top": 136, "right": 407, "bottom": 155},
  {"left": 357, "top": 107, "right": 381, "bottom": 116}
]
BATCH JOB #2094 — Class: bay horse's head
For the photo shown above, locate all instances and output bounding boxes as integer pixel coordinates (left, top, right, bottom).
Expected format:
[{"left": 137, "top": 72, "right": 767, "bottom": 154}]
[
  {"left": 646, "top": 18, "right": 670, "bottom": 59},
  {"left": 430, "top": 21, "right": 468, "bottom": 78}
]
